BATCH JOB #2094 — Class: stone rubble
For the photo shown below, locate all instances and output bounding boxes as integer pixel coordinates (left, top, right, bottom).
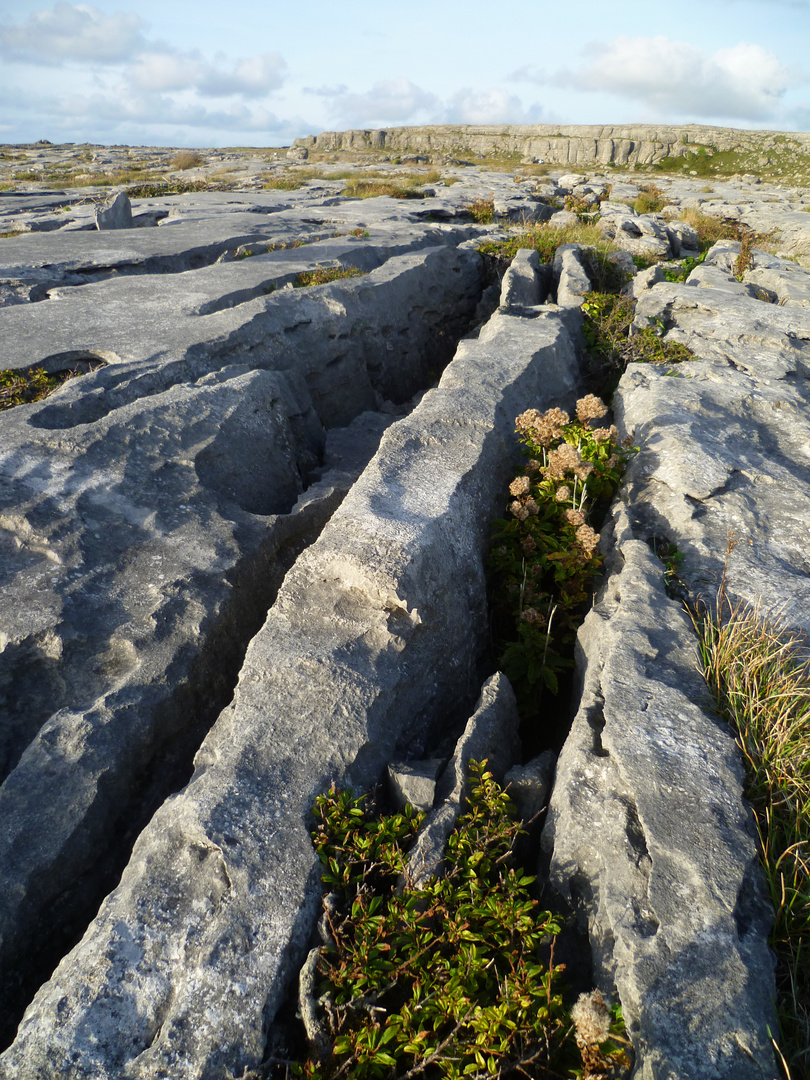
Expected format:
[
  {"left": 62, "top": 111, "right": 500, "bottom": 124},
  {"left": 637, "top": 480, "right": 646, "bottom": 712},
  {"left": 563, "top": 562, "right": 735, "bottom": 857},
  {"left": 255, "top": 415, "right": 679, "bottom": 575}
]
[{"left": 2, "top": 144, "right": 809, "bottom": 1079}]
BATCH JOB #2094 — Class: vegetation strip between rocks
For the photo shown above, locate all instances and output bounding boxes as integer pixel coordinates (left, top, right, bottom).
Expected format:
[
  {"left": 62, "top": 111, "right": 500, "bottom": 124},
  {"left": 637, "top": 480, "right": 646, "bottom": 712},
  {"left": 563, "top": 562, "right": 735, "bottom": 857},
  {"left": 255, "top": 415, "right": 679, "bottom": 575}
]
[
  {"left": 690, "top": 541, "right": 810, "bottom": 1080},
  {"left": 281, "top": 761, "right": 630, "bottom": 1080},
  {"left": 488, "top": 398, "right": 634, "bottom": 718}
]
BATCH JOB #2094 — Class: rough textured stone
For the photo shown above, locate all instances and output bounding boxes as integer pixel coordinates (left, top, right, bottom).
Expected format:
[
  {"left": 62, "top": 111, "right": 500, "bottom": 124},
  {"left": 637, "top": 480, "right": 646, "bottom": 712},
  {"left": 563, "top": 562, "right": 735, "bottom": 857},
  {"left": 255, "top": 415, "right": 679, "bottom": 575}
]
[
  {"left": 542, "top": 536, "right": 777, "bottom": 1080},
  {"left": 405, "top": 673, "right": 520, "bottom": 888},
  {"left": 624, "top": 243, "right": 810, "bottom": 633},
  {"left": 504, "top": 751, "right": 556, "bottom": 821},
  {"left": 0, "top": 244, "right": 484, "bottom": 1044},
  {"left": 0, "top": 299, "right": 581, "bottom": 1080},
  {"left": 598, "top": 209, "right": 672, "bottom": 260},
  {"left": 387, "top": 759, "right": 444, "bottom": 812},
  {"left": 553, "top": 243, "right": 592, "bottom": 308},
  {"left": 95, "top": 190, "right": 132, "bottom": 230},
  {"left": 500, "top": 247, "right": 543, "bottom": 307},
  {"left": 624, "top": 263, "right": 664, "bottom": 299}
]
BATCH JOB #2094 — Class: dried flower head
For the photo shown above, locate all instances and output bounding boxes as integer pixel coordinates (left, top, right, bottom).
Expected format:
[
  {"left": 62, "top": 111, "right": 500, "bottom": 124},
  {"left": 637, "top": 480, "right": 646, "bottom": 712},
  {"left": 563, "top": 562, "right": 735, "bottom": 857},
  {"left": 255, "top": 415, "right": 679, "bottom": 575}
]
[
  {"left": 592, "top": 426, "right": 612, "bottom": 444},
  {"left": 555, "top": 485, "right": 572, "bottom": 503},
  {"left": 526, "top": 458, "right": 541, "bottom": 474},
  {"left": 509, "top": 476, "right": 531, "bottom": 497},
  {"left": 521, "top": 536, "right": 537, "bottom": 555},
  {"left": 576, "top": 394, "right": 608, "bottom": 425},
  {"left": 576, "top": 524, "right": 600, "bottom": 552},
  {"left": 525, "top": 497, "right": 539, "bottom": 516},
  {"left": 545, "top": 443, "right": 581, "bottom": 479},
  {"left": 514, "top": 408, "right": 544, "bottom": 432},
  {"left": 565, "top": 509, "right": 585, "bottom": 527},
  {"left": 571, "top": 989, "right": 611, "bottom": 1048},
  {"left": 520, "top": 607, "right": 544, "bottom": 626},
  {"left": 574, "top": 461, "right": 595, "bottom": 481},
  {"left": 510, "top": 501, "right": 529, "bottom": 522},
  {"left": 544, "top": 406, "right": 570, "bottom": 430}
]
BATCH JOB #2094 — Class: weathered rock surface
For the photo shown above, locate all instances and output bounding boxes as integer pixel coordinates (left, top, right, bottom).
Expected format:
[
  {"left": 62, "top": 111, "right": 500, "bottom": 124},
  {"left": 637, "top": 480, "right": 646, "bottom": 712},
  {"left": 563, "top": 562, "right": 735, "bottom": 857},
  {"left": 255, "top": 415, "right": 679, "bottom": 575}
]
[
  {"left": 625, "top": 242, "right": 810, "bottom": 630},
  {"left": 294, "top": 123, "right": 810, "bottom": 169},
  {"left": 542, "top": 536, "right": 777, "bottom": 1079},
  {"left": 500, "top": 247, "right": 544, "bottom": 307},
  {"left": 0, "top": 234, "right": 484, "bottom": 1046},
  {"left": 0, "top": 294, "right": 582, "bottom": 1079},
  {"left": 3, "top": 152, "right": 809, "bottom": 1079},
  {"left": 405, "top": 672, "right": 520, "bottom": 888},
  {"left": 95, "top": 190, "right": 132, "bottom": 230}
]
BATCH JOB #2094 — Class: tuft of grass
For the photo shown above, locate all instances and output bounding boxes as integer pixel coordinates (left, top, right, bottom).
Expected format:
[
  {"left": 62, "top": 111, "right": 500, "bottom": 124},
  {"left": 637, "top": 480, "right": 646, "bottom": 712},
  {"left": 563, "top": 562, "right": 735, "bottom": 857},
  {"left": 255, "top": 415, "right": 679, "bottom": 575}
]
[
  {"left": 465, "top": 195, "right": 495, "bottom": 224},
  {"left": 678, "top": 209, "right": 744, "bottom": 251},
  {"left": 341, "top": 178, "right": 426, "bottom": 199},
  {"left": 293, "top": 265, "right": 366, "bottom": 288},
  {"left": 263, "top": 177, "right": 307, "bottom": 190},
  {"left": 0, "top": 366, "right": 85, "bottom": 409},
  {"left": 125, "top": 179, "right": 216, "bottom": 198},
  {"left": 632, "top": 184, "right": 666, "bottom": 215},
  {"left": 479, "top": 222, "right": 605, "bottom": 262},
  {"left": 170, "top": 151, "right": 204, "bottom": 170},
  {"left": 690, "top": 539, "right": 810, "bottom": 1080}
]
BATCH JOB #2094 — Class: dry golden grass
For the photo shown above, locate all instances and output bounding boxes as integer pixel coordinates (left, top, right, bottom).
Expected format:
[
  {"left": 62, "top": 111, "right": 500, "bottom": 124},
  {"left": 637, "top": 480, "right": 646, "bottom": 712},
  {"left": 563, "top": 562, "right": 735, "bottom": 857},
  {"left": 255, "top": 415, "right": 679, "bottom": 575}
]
[{"left": 692, "top": 540, "right": 810, "bottom": 1079}]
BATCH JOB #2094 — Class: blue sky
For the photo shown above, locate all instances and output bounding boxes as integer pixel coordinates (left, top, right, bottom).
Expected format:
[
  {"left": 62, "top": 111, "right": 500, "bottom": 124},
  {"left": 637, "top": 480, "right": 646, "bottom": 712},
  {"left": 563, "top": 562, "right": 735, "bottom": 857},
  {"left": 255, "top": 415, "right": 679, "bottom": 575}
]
[{"left": 1, "top": 0, "right": 808, "bottom": 147}]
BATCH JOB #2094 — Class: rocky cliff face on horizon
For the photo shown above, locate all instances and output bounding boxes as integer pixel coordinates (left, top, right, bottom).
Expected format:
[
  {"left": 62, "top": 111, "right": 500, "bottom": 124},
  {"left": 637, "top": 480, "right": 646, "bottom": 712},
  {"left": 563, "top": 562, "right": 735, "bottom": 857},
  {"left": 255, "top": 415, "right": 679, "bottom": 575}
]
[{"left": 0, "top": 142, "right": 808, "bottom": 1079}]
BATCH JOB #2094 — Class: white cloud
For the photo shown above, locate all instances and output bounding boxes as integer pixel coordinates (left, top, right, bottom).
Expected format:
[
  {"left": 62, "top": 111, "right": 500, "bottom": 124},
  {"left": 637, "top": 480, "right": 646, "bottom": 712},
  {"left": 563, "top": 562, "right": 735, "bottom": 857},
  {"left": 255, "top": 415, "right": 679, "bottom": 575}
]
[
  {"left": 531, "top": 36, "right": 800, "bottom": 121},
  {"left": 129, "top": 50, "right": 286, "bottom": 97},
  {"left": 196, "top": 53, "right": 287, "bottom": 97},
  {"left": 0, "top": 2, "right": 146, "bottom": 64},
  {"left": 325, "top": 78, "right": 439, "bottom": 125},
  {"left": 443, "top": 88, "right": 537, "bottom": 125}
]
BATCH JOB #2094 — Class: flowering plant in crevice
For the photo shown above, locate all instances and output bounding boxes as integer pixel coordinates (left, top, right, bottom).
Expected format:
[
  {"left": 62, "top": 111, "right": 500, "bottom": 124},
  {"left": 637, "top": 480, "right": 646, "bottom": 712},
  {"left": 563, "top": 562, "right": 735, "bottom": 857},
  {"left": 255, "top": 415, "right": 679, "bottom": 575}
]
[{"left": 488, "top": 396, "right": 635, "bottom": 712}]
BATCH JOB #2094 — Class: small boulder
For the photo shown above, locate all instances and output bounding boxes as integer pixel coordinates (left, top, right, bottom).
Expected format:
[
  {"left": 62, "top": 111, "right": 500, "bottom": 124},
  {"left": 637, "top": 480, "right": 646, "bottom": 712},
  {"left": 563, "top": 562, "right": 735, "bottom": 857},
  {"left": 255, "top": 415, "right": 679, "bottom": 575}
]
[{"left": 95, "top": 191, "right": 132, "bottom": 230}]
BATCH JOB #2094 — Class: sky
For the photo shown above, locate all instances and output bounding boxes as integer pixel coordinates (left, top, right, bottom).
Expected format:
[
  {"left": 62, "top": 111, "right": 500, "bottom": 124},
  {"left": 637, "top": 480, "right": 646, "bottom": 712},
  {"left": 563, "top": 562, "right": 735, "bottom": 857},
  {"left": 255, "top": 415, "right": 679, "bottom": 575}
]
[{"left": 0, "top": 0, "right": 808, "bottom": 148}]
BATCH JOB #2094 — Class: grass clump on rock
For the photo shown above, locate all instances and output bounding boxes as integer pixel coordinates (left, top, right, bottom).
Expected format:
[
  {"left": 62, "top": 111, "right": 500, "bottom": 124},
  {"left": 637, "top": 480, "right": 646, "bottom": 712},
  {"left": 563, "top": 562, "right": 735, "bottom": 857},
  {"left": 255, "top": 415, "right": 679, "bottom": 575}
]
[
  {"left": 289, "top": 760, "right": 631, "bottom": 1080},
  {"left": 293, "top": 266, "right": 366, "bottom": 288},
  {"left": 691, "top": 543, "right": 810, "bottom": 1080},
  {"left": 580, "top": 292, "right": 694, "bottom": 384}
]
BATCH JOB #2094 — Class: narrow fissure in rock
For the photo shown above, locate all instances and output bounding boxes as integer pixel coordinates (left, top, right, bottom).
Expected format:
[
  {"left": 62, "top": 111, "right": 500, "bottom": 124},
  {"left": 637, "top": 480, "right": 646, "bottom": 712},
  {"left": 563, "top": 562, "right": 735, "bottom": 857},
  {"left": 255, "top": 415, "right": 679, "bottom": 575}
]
[{"left": 0, "top": 253, "right": 489, "bottom": 1053}]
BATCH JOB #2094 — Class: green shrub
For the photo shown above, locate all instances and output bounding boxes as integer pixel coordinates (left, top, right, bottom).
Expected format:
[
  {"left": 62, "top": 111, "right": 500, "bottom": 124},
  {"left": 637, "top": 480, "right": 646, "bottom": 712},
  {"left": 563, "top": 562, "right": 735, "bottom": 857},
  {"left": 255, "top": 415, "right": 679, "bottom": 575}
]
[
  {"left": 0, "top": 366, "right": 86, "bottom": 409},
  {"left": 580, "top": 292, "right": 694, "bottom": 380},
  {"left": 465, "top": 196, "right": 495, "bottom": 223},
  {"left": 632, "top": 184, "right": 666, "bottom": 215},
  {"left": 295, "top": 760, "right": 631, "bottom": 1080}
]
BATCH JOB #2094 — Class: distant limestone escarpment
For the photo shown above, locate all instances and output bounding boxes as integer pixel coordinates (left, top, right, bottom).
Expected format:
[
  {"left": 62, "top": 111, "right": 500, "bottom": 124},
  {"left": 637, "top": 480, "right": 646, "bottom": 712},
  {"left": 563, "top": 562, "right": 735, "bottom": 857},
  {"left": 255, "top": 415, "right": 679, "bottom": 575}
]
[{"left": 294, "top": 122, "right": 810, "bottom": 168}]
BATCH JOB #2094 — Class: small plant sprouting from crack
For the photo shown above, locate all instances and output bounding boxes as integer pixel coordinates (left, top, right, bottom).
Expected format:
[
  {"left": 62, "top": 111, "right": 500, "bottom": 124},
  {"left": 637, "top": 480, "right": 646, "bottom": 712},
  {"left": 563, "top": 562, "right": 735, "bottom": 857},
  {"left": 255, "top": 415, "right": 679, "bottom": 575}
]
[
  {"left": 0, "top": 367, "right": 86, "bottom": 410},
  {"left": 648, "top": 536, "right": 688, "bottom": 599},
  {"left": 580, "top": 292, "right": 694, "bottom": 391},
  {"left": 465, "top": 195, "right": 495, "bottom": 224},
  {"left": 293, "top": 266, "right": 366, "bottom": 288},
  {"left": 282, "top": 760, "right": 631, "bottom": 1080}
]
